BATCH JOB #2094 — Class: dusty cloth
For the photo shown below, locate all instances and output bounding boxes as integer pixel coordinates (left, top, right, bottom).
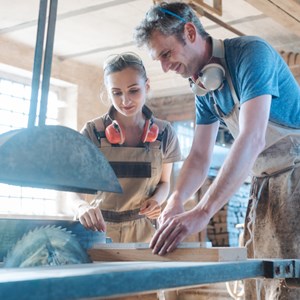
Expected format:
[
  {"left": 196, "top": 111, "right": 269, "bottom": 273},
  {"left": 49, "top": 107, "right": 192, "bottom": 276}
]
[
  {"left": 243, "top": 136, "right": 300, "bottom": 300},
  {"left": 226, "top": 109, "right": 300, "bottom": 300}
]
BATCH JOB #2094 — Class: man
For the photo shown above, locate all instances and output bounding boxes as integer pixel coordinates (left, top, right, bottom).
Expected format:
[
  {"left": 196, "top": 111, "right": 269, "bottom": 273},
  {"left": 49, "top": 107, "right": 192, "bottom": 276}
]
[{"left": 134, "top": 2, "right": 300, "bottom": 299}]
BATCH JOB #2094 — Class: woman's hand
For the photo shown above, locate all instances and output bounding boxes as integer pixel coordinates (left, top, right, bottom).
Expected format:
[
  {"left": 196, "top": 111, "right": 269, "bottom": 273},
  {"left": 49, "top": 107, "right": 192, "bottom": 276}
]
[
  {"left": 77, "top": 203, "right": 106, "bottom": 232},
  {"left": 139, "top": 199, "right": 161, "bottom": 219}
]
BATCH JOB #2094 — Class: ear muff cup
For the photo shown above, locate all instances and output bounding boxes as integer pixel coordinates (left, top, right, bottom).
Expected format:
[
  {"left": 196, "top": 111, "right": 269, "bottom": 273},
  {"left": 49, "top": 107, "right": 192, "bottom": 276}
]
[
  {"left": 189, "top": 78, "right": 207, "bottom": 96},
  {"left": 105, "top": 119, "right": 159, "bottom": 144},
  {"left": 199, "top": 63, "right": 225, "bottom": 91},
  {"left": 189, "top": 63, "right": 225, "bottom": 96},
  {"left": 105, "top": 120, "right": 125, "bottom": 145},
  {"left": 141, "top": 119, "right": 159, "bottom": 143}
]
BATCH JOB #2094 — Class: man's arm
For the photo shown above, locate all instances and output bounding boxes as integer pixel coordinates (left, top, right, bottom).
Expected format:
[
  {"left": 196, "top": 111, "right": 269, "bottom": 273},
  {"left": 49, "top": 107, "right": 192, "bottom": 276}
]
[
  {"left": 157, "top": 121, "right": 220, "bottom": 224},
  {"left": 150, "top": 95, "right": 271, "bottom": 255},
  {"left": 196, "top": 95, "right": 271, "bottom": 216}
]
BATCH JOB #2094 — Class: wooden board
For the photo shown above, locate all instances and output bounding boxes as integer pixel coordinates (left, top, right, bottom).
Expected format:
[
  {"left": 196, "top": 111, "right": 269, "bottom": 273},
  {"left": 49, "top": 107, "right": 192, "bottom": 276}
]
[
  {"left": 88, "top": 243, "right": 247, "bottom": 262},
  {"left": 245, "top": 0, "right": 300, "bottom": 36}
]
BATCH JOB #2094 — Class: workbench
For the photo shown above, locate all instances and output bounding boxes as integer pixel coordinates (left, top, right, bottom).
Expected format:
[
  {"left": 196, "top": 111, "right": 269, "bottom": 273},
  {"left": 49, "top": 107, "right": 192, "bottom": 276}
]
[{"left": 1, "top": 259, "right": 299, "bottom": 300}]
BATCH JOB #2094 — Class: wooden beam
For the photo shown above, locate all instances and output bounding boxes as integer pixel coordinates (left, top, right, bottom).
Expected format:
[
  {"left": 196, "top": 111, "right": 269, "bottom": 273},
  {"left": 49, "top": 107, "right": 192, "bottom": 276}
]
[
  {"left": 245, "top": 0, "right": 300, "bottom": 36},
  {"left": 191, "top": 0, "right": 223, "bottom": 16},
  {"left": 280, "top": 51, "right": 300, "bottom": 80},
  {"left": 189, "top": 2, "right": 245, "bottom": 36},
  {"left": 0, "top": 0, "right": 138, "bottom": 35},
  {"left": 88, "top": 244, "right": 247, "bottom": 262}
]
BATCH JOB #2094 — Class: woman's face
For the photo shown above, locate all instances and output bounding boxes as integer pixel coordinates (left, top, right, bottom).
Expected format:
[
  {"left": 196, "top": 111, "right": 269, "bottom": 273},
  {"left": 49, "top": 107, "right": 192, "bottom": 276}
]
[{"left": 105, "top": 67, "right": 149, "bottom": 118}]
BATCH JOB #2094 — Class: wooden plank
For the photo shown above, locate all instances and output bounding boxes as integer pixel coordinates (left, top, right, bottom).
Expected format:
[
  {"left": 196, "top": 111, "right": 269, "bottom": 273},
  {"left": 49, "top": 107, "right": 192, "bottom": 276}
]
[
  {"left": 272, "top": 0, "right": 300, "bottom": 18},
  {"left": 91, "top": 242, "right": 212, "bottom": 249},
  {"left": 191, "top": 0, "right": 222, "bottom": 16},
  {"left": 279, "top": 51, "right": 300, "bottom": 81},
  {"left": 88, "top": 244, "right": 247, "bottom": 262},
  {"left": 189, "top": 2, "right": 245, "bottom": 36},
  {"left": 245, "top": 0, "right": 300, "bottom": 36}
]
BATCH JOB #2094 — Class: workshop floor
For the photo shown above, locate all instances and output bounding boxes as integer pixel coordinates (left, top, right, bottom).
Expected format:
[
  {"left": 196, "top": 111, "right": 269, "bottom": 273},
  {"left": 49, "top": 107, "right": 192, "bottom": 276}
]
[
  {"left": 110, "top": 282, "right": 243, "bottom": 299},
  {"left": 176, "top": 282, "right": 242, "bottom": 299}
]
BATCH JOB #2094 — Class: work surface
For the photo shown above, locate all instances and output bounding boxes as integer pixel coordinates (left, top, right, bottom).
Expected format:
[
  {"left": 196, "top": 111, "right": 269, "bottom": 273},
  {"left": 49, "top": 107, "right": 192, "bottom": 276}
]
[{"left": 1, "top": 259, "right": 299, "bottom": 300}]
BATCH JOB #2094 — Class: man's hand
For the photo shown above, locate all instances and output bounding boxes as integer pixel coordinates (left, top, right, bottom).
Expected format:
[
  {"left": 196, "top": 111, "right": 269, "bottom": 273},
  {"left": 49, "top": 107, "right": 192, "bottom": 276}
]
[
  {"left": 157, "top": 194, "right": 185, "bottom": 227},
  {"left": 149, "top": 208, "right": 211, "bottom": 255},
  {"left": 77, "top": 204, "right": 106, "bottom": 232},
  {"left": 139, "top": 199, "right": 161, "bottom": 219}
]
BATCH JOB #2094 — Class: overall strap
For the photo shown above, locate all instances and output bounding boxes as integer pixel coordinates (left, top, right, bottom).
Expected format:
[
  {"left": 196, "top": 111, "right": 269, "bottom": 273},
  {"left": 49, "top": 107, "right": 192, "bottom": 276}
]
[{"left": 214, "top": 38, "right": 240, "bottom": 106}]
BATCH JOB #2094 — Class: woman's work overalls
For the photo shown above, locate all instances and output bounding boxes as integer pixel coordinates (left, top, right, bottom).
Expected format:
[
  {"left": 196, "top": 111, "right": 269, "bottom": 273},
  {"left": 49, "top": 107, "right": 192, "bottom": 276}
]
[{"left": 89, "top": 114, "right": 165, "bottom": 243}]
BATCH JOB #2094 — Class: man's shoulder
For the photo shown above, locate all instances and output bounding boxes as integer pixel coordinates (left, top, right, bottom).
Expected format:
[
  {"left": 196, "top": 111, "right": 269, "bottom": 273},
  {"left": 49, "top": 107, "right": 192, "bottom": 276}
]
[
  {"left": 224, "top": 36, "right": 270, "bottom": 50},
  {"left": 224, "top": 36, "right": 276, "bottom": 66}
]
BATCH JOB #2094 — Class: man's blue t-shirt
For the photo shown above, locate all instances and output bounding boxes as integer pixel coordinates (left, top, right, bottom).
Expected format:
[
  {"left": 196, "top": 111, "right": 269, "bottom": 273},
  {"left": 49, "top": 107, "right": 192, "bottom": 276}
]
[{"left": 195, "top": 36, "right": 300, "bottom": 128}]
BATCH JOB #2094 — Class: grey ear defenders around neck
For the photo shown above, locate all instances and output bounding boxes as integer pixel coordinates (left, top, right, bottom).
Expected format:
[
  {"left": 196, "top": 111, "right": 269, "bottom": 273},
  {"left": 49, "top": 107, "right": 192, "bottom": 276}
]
[{"left": 189, "top": 38, "right": 225, "bottom": 96}]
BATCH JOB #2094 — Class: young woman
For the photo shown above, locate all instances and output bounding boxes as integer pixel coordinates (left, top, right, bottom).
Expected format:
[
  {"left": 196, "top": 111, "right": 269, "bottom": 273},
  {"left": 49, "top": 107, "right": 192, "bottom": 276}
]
[{"left": 74, "top": 52, "right": 181, "bottom": 243}]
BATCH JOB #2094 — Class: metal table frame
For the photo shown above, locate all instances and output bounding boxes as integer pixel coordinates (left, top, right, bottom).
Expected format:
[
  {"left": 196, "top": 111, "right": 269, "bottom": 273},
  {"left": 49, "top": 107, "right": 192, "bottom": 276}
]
[{"left": 1, "top": 259, "right": 299, "bottom": 300}]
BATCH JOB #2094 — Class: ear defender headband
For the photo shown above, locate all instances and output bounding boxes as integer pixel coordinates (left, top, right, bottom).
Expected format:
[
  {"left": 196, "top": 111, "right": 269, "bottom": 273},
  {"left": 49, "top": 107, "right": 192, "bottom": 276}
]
[
  {"left": 189, "top": 38, "right": 225, "bottom": 96},
  {"left": 105, "top": 106, "right": 159, "bottom": 145}
]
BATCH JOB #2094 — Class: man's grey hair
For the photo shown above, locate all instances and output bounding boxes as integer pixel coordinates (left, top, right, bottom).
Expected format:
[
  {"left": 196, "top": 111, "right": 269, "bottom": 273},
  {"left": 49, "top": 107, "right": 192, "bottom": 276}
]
[{"left": 134, "top": 1, "right": 209, "bottom": 48}]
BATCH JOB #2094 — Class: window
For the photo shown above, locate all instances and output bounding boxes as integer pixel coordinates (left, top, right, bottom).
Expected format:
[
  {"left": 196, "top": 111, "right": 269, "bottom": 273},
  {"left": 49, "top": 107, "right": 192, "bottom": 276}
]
[
  {"left": 172, "top": 120, "right": 194, "bottom": 160},
  {"left": 216, "top": 124, "right": 234, "bottom": 147},
  {"left": 171, "top": 120, "right": 195, "bottom": 190},
  {"left": 0, "top": 78, "right": 60, "bottom": 133},
  {"left": 0, "top": 77, "right": 64, "bottom": 216},
  {"left": 171, "top": 119, "right": 233, "bottom": 188}
]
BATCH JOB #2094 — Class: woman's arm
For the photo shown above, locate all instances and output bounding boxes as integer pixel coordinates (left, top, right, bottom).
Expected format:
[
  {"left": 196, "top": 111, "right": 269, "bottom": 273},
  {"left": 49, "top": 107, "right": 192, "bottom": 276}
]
[
  {"left": 139, "top": 163, "right": 173, "bottom": 219},
  {"left": 73, "top": 193, "right": 106, "bottom": 232}
]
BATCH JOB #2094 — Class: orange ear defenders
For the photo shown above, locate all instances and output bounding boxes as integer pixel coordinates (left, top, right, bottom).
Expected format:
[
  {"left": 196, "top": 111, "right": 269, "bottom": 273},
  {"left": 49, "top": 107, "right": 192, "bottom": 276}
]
[
  {"left": 105, "top": 120, "right": 125, "bottom": 144},
  {"left": 141, "top": 119, "right": 159, "bottom": 143},
  {"left": 105, "top": 118, "right": 159, "bottom": 145}
]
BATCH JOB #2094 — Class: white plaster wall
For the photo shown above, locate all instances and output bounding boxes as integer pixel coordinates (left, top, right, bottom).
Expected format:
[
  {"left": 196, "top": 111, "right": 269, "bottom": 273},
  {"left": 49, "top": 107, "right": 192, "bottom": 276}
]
[{"left": 0, "top": 36, "right": 107, "bottom": 131}]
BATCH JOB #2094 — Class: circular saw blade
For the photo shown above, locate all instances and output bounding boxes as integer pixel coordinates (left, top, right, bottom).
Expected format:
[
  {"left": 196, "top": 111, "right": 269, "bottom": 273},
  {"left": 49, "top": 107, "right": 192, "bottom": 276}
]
[{"left": 4, "top": 225, "right": 91, "bottom": 267}]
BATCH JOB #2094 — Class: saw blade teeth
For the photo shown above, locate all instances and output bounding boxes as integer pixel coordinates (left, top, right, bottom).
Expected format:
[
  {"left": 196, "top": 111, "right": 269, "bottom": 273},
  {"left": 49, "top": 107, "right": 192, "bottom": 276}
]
[{"left": 3, "top": 225, "right": 91, "bottom": 267}]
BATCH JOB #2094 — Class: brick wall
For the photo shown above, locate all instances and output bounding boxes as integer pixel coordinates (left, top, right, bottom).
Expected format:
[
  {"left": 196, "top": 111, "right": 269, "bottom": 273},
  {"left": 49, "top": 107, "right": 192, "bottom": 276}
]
[{"left": 199, "top": 176, "right": 250, "bottom": 247}]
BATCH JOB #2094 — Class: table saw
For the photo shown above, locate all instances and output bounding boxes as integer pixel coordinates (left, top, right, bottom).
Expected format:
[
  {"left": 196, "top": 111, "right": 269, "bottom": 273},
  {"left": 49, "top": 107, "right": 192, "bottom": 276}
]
[{"left": 1, "top": 217, "right": 299, "bottom": 300}]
